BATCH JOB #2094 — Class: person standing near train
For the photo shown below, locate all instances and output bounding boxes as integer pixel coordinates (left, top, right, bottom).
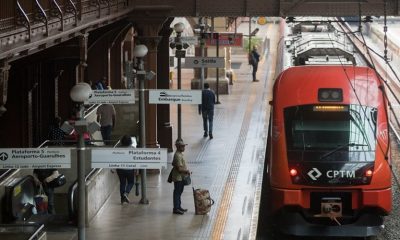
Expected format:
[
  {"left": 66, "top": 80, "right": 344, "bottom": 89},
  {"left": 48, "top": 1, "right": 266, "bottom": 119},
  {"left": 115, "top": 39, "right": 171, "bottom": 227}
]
[{"left": 249, "top": 46, "right": 260, "bottom": 82}]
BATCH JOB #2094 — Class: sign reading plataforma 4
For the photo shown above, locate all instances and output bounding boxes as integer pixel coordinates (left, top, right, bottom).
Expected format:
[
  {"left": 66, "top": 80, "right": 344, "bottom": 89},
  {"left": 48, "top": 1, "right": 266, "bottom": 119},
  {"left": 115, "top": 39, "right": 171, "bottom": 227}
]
[
  {"left": 0, "top": 148, "right": 71, "bottom": 169},
  {"left": 149, "top": 90, "right": 201, "bottom": 104},
  {"left": 91, "top": 148, "right": 167, "bottom": 169},
  {"left": 85, "top": 89, "right": 135, "bottom": 104}
]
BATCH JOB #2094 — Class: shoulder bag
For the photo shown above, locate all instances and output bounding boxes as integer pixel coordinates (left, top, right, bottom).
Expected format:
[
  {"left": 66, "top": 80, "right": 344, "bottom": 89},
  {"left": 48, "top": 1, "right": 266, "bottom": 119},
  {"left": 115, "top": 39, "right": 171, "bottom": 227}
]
[{"left": 183, "top": 174, "right": 191, "bottom": 186}]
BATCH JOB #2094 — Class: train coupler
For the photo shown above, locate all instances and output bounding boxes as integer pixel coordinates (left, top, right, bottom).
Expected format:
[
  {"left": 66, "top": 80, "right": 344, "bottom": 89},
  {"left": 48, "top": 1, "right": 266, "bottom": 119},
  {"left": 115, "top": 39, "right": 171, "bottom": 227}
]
[{"left": 314, "top": 197, "right": 343, "bottom": 225}]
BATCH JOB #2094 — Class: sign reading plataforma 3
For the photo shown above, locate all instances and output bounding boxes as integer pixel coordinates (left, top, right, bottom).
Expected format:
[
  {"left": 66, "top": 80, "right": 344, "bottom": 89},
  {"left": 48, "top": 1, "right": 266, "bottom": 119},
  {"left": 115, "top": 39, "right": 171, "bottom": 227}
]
[
  {"left": 85, "top": 89, "right": 135, "bottom": 104},
  {"left": 91, "top": 148, "right": 167, "bottom": 169},
  {"left": 0, "top": 148, "right": 71, "bottom": 169},
  {"left": 149, "top": 90, "right": 201, "bottom": 104}
]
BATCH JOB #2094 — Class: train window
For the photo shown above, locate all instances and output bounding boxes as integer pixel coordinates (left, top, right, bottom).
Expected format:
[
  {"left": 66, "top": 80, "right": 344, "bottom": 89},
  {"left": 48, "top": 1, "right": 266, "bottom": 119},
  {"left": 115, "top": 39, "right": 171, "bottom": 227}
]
[{"left": 284, "top": 104, "right": 377, "bottom": 162}]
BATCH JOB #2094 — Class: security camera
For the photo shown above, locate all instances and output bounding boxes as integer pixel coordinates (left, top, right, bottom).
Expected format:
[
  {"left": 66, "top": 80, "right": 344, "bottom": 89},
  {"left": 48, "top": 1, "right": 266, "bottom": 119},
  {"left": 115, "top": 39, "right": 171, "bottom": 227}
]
[{"left": 145, "top": 71, "right": 156, "bottom": 80}]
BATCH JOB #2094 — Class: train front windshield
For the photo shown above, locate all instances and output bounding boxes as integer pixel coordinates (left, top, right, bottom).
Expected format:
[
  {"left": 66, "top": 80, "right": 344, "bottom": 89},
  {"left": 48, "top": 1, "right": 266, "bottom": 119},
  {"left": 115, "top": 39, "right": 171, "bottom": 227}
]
[{"left": 284, "top": 104, "right": 377, "bottom": 162}]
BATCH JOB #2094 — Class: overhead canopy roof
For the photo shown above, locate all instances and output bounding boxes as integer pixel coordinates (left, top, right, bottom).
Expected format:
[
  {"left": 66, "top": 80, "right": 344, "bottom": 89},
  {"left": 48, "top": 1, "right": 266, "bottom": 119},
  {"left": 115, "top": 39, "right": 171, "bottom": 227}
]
[{"left": 149, "top": 0, "right": 399, "bottom": 17}]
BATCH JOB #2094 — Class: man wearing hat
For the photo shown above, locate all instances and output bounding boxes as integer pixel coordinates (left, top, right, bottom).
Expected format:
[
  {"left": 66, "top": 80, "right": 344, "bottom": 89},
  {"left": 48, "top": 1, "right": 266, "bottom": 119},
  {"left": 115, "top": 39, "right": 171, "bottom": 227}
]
[{"left": 171, "top": 139, "right": 191, "bottom": 214}]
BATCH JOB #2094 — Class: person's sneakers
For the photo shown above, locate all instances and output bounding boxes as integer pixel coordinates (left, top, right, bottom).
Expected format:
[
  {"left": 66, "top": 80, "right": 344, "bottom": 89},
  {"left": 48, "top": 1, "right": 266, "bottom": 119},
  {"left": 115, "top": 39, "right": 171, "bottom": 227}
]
[
  {"left": 173, "top": 209, "right": 184, "bottom": 215},
  {"left": 121, "top": 194, "right": 130, "bottom": 204},
  {"left": 179, "top": 207, "right": 188, "bottom": 212},
  {"left": 203, "top": 132, "right": 208, "bottom": 137},
  {"left": 209, "top": 133, "right": 213, "bottom": 139},
  {"left": 253, "top": 79, "right": 259, "bottom": 82}
]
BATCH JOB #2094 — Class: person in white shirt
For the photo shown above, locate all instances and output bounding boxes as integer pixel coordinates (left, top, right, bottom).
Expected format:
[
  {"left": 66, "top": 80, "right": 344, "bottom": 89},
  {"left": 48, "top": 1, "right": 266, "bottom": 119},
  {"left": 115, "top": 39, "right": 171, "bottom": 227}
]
[{"left": 96, "top": 104, "right": 116, "bottom": 144}]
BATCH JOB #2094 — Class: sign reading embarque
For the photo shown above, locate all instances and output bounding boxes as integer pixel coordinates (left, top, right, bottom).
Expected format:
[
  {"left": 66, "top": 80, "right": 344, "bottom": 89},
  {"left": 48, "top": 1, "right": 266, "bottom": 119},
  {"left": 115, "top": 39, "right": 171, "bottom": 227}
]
[
  {"left": 91, "top": 148, "right": 167, "bottom": 169},
  {"left": 149, "top": 90, "right": 201, "bottom": 104},
  {"left": 0, "top": 148, "right": 71, "bottom": 169},
  {"left": 85, "top": 90, "right": 135, "bottom": 104}
]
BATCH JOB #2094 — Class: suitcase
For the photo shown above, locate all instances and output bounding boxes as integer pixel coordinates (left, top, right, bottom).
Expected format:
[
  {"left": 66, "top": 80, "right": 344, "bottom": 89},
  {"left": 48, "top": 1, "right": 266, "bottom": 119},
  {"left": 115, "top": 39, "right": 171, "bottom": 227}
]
[{"left": 193, "top": 188, "right": 215, "bottom": 215}]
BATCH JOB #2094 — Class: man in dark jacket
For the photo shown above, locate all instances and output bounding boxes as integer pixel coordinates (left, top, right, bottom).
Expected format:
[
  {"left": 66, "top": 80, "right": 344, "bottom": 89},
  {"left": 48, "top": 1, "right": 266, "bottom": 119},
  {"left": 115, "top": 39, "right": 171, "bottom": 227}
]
[
  {"left": 250, "top": 46, "right": 260, "bottom": 82},
  {"left": 199, "top": 83, "right": 216, "bottom": 139}
]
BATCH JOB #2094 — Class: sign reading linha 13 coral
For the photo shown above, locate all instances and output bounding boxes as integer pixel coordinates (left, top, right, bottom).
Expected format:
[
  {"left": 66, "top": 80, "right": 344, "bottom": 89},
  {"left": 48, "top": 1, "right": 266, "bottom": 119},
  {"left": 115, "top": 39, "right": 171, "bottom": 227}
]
[
  {"left": 0, "top": 148, "right": 71, "bottom": 169},
  {"left": 85, "top": 90, "right": 135, "bottom": 104}
]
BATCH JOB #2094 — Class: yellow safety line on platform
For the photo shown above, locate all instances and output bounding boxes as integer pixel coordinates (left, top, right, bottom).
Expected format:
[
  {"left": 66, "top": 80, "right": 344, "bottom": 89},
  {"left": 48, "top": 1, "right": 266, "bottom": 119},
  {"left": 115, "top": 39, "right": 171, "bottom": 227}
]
[
  {"left": 211, "top": 179, "right": 236, "bottom": 239},
  {"left": 210, "top": 23, "right": 276, "bottom": 240}
]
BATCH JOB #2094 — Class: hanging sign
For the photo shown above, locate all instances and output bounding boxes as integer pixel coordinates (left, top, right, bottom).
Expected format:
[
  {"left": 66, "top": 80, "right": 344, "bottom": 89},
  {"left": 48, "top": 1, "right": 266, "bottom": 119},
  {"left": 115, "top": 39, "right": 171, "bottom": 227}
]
[
  {"left": 91, "top": 148, "right": 167, "bottom": 169},
  {"left": 204, "top": 33, "right": 243, "bottom": 47},
  {"left": 183, "top": 57, "right": 225, "bottom": 68},
  {"left": 85, "top": 90, "right": 135, "bottom": 104},
  {"left": 169, "top": 36, "right": 199, "bottom": 45},
  {"left": 0, "top": 148, "right": 71, "bottom": 169},
  {"left": 149, "top": 90, "right": 201, "bottom": 104}
]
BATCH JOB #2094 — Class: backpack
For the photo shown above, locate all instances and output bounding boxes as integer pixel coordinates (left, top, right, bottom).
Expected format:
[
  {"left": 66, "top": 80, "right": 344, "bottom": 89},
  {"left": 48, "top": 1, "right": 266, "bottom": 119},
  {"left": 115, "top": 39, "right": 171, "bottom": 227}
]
[{"left": 193, "top": 188, "right": 215, "bottom": 215}]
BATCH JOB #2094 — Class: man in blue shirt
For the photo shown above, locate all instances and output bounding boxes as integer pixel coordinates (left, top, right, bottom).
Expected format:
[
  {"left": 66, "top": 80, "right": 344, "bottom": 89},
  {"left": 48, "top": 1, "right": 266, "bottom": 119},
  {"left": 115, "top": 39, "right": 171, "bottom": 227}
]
[{"left": 199, "top": 83, "right": 216, "bottom": 139}]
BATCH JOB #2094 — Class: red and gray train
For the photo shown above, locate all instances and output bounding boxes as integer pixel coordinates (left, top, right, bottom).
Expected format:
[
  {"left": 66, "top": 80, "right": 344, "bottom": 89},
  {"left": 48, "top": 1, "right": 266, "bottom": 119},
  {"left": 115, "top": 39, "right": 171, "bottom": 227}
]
[{"left": 265, "top": 19, "right": 392, "bottom": 238}]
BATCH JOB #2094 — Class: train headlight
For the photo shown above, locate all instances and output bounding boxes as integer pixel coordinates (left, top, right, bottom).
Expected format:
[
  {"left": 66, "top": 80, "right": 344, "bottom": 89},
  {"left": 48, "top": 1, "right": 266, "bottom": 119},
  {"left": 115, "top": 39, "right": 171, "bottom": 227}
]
[
  {"left": 365, "top": 169, "right": 373, "bottom": 177},
  {"left": 318, "top": 88, "right": 343, "bottom": 102},
  {"left": 289, "top": 168, "right": 298, "bottom": 176}
]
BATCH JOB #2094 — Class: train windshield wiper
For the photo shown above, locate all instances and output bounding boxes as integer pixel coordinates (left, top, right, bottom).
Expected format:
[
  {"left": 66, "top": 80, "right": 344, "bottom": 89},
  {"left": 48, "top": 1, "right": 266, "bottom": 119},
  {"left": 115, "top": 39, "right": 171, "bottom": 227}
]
[{"left": 319, "top": 143, "right": 368, "bottom": 160}]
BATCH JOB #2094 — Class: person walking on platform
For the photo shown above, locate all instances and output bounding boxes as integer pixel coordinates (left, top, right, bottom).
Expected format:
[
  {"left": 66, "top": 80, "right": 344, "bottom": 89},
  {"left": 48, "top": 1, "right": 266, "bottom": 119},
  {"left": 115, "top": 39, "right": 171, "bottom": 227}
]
[
  {"left": 96, "top": 104, "right": 116, "bottom": 144},
  {"left": 249, "top": 46, "right": 260, "bottom": 82},
  {"left": 116, "top": 135, "right": 135, "bottom": 204},
  {"left": 199, "top": 82, "right": 216, "bottom": 139},
  {"left": 171, "top": 139, "right": 191, "bottom": 215}
]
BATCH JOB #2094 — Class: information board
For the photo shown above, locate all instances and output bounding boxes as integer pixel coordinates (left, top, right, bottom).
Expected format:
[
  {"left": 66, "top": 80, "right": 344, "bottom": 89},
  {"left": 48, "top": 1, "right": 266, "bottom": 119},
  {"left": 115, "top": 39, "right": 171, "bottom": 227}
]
[
  {"left": 91, "top": 148, "right": 167, "bottom": 169},
  {"left": 0, "top": 148, "right": 71, "bottom": 169},
  {"left": 183, "top": 57, "right": 225, "bottom": 68},
  {"left": 169, "top": 36, "right": 199, "bottom": 45},
  {"left": 149, "top": 90, "right": 201, "bottom": 104},
  {"left": 85, "top": 90, "right": 135, "bottom": 104}
]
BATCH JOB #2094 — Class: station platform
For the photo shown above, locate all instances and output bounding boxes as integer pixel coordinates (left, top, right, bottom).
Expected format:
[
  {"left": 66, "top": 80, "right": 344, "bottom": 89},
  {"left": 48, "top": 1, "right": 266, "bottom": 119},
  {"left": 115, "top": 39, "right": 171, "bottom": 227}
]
[{"left": 49, "top": 23, "right": 278, "bottom": 240}]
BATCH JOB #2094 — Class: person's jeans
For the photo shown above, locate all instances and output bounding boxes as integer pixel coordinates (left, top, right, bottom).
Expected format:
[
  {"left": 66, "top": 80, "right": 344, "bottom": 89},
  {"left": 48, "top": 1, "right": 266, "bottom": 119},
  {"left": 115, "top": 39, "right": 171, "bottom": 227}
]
[
  {"left": 100, "top": 125, "right": 112, "bottom": 143},
  {"left": 252, "top": 63, "right": 258, "bottom": 81},
  {"left": 116, "top": 169, "right": 135, "bottom": 197},
  {"left": 173, "top": 180, "right": 185, "bottom": 210},
  {"left": 202, "top": 109, "right": 214, "bottom": 133},
  {"left": 44, "top": 186, "right": 55, "bottom": 214}
]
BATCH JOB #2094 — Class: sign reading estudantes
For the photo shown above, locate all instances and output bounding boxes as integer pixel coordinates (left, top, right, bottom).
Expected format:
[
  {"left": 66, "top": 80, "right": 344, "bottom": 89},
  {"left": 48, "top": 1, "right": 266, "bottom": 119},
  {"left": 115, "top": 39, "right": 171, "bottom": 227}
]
[
  {"left": 85, "top": 90, "right": 135, "bottom": 104},
  {"left": 0, "top": 148, "right": 71, "bottom": 169},
  {"left": 91, "top": 148, "right": 167, "bottom": 169}
]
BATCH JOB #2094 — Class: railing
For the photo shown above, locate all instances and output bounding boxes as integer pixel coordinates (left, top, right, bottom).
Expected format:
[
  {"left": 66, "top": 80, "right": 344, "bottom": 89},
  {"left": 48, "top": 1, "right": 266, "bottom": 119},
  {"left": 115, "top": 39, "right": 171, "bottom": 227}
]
[
  {"left": 0, "top": 0, "right": 131, "bottom": 52},
  {"left": 68, "top": 138, "right": 123, "bottom": 221},
  {"left": 0, "top": 223, "right": 45, "bottom": 240}
]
